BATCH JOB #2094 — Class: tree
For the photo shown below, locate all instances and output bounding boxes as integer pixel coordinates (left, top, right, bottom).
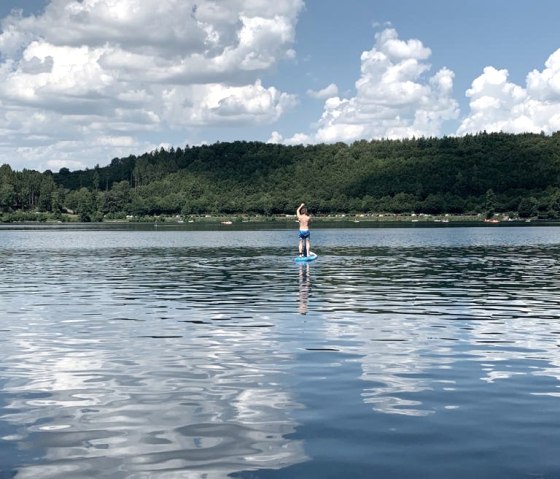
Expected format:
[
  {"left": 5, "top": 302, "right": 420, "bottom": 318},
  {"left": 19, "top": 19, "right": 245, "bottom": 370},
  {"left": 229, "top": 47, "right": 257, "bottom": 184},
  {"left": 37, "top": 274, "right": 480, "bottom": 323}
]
[
  {"left": 0, "top": 183, "right": 15, "bottom": 212},
  {"left": 518, "top": 197, "right": 538, "bottom": 218},
  {"left": 390, "top": 192, "right": 417, "bottom": 213},
  {"left": 75, "top": 187, "right": 95, "bottom": 222},
  {"left": 92, "top": 168, "right": 100, "bottom": 191},
  {"left": 544, "top": 189, "right": 560, "bottom": 218},
  {"left": 51, "top": 188, "right": 64, "bottom": 217},
  {"left": 422, "top": 194, "right": 447, "bottom": 214},
  {"left": 102, "top": 180, "right": 131, "bottom": 214},
  {"left": 485, "top": 189, "right": 496, "bottom": 219},
  {"left": 38, "top": 174, "right": 57, "bottom": 212}
]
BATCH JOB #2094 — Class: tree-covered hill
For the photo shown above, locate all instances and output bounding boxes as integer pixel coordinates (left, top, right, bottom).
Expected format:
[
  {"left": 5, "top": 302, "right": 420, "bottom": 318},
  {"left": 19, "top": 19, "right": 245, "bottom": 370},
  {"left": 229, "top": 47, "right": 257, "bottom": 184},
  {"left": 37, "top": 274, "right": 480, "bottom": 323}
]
[{"left": 2, "top": 131, "right": 560, "bottom": 221}]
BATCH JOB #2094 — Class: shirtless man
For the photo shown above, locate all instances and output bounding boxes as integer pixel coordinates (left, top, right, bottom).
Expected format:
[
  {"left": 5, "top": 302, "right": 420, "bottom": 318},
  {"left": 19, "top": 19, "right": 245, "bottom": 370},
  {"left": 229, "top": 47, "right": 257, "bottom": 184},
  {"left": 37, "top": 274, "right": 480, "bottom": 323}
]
[{"left": 296, "top": 203, "right": 311, "bottom": 257}]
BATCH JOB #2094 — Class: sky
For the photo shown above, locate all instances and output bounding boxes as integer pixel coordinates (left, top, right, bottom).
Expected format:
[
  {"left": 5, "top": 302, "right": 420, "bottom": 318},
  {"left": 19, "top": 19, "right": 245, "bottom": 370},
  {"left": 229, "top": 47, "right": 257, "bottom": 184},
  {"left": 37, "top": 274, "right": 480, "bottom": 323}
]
[{"left": 0, "top": 0, "right": 559, "bottom": 172}]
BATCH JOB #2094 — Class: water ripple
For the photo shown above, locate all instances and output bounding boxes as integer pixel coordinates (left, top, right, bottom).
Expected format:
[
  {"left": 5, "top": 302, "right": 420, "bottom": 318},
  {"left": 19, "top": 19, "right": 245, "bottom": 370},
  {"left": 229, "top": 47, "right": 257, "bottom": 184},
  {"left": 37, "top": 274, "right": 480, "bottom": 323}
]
[{"left": 2, "top": 227, "right": 560, "bottom": 478}]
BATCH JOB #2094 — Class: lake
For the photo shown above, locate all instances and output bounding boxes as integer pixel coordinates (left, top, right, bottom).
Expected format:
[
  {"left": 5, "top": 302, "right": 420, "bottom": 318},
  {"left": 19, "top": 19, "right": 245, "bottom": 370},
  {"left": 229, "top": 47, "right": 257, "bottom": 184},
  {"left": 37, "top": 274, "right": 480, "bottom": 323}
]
[{"left": 1, "top": 224, "right": 560, "bottom": 478}]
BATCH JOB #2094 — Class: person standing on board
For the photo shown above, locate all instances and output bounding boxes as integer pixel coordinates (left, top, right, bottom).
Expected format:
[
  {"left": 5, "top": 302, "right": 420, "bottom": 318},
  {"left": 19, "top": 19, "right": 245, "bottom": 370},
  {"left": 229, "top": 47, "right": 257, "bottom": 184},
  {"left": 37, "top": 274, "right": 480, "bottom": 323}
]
[{"left": 297, "top": 203, "right": 311, "bottom": 257}]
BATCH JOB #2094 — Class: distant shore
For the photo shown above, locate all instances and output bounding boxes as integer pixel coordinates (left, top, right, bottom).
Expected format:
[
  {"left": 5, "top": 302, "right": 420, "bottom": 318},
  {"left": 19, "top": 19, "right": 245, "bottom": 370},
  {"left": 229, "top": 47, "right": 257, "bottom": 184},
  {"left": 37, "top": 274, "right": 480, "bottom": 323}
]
[{"left": 0, "top": 211, "right": 546, "bottom": 226}]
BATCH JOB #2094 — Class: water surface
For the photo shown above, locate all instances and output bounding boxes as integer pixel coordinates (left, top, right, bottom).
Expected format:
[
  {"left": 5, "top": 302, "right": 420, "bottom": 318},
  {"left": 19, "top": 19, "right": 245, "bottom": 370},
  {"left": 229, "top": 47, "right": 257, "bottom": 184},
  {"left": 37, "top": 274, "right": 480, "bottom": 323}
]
[{"left": 2, "top": 226, "right": 560, "bottom": 478}]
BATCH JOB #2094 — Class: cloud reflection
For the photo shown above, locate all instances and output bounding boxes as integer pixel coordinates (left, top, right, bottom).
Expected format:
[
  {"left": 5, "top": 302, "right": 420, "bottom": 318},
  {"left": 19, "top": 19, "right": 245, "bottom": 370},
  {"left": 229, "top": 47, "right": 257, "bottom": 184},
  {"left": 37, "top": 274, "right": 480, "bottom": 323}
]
[
  {"left": 316, "top": 247, "right": 560, "bottom": 416},
  {"left": 0, "top": 249, "right": 307, "bottom": 478}
]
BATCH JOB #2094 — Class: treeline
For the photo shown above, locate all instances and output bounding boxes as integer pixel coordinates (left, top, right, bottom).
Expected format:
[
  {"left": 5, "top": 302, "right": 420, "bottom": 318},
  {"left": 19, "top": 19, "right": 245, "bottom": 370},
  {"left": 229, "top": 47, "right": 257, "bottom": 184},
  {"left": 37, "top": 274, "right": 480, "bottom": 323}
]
[{"left": 2, "top": 131, "right": 560, "bottom": 221}]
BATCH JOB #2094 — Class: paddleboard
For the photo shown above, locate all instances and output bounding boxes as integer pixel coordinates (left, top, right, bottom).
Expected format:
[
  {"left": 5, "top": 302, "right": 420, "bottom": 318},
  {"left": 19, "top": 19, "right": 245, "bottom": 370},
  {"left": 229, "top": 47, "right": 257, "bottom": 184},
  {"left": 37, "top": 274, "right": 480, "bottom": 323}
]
[{"left": 294, "top": 252, "right": 318, "bottom": 262}]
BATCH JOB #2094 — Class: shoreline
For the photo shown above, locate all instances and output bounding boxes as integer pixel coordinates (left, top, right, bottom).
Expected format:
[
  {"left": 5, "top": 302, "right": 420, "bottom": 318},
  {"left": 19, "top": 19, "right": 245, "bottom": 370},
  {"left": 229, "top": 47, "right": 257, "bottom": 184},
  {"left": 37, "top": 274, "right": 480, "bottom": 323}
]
[{"left": 0, "top": 212, "right": 551, "bottom": 228}]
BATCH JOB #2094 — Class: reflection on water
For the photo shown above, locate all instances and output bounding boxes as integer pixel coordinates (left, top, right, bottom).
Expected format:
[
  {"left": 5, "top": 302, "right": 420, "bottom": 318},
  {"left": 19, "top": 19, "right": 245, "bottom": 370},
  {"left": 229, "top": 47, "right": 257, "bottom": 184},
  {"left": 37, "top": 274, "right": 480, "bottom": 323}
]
[
  {"left": 298, "top": 264, "right": 311, "bottom": 315},
  {"left": 2, "top": 226, "right": 560, "bottom": 478},
  {"left": 317, "top": 247, "right": 560, "bottom": 417}
]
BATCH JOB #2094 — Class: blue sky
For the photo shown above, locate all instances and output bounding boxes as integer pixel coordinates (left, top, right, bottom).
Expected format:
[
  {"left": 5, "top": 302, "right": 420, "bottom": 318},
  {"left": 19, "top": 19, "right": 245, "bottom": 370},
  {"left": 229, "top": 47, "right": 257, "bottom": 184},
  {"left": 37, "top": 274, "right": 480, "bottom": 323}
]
[{"left": 0, "top": 0, "right": 559, "bottom": 171}]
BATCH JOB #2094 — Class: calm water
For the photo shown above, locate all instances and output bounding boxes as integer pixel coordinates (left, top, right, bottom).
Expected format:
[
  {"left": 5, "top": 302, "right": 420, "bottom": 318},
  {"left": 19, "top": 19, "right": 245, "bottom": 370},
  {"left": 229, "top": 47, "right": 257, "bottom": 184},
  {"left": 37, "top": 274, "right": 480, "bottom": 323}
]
[{"left": 2, "top": 225, "right": 560, "bottom": 478}]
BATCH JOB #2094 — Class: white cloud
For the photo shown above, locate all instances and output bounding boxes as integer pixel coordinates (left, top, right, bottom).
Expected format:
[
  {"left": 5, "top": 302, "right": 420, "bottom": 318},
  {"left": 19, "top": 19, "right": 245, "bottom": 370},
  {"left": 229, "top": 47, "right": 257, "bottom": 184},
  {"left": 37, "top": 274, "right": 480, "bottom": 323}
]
[
  {"left": 267, "top": 131, "right": 284, "bottom": 144},
  {"left": 273, "top": 28, "right": 459, "bottom": 145},
  {"left": 376, "top": 28, "right": 431, "bottom": 61},
  {"left": 268, "top": 131, "right": 311, "bottom": 145},
  {"left": 307, "top": 83, "right": 339, "bottom": 99},
  {"left": 0, "top": 139, "right": 152, "bottom": 174},
  {"left": 527, "top": 49, "right": 560, "bottom": 100},
  {"left": 458, "top": 49, "right": 560, "bottom": 135},
  {"left": 161, "top": 80, "right": 297, "bottom": 126},
  {"left": 0, "top": 0, "right": 303, "bottom": 170}
]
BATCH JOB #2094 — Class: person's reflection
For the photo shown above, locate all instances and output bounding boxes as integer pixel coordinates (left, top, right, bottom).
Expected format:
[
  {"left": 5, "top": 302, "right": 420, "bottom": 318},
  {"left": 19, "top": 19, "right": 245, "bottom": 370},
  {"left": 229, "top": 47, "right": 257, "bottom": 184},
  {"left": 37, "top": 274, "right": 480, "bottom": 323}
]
[{"left": 298, "top": 263, "right": 311, "bottom": 314}]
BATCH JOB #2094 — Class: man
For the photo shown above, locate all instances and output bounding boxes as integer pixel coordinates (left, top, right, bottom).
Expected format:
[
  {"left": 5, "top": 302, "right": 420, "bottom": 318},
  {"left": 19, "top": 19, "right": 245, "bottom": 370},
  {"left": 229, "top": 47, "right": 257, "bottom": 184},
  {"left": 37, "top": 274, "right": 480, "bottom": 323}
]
[{"left": 296, "top": 203, "right": 311, "bottom": 257}]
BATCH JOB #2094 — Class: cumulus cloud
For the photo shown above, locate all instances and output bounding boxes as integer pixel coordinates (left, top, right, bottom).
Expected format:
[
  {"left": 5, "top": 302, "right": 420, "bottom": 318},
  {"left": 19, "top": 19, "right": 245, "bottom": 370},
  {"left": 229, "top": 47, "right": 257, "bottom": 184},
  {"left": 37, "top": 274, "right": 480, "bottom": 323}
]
[
  {"left": 161, "top": 80, "right": 296, "bottom": 126},
  {"left": 268, "top": 130, "right": 310, "bottom": 145},
  {"left": 307, "top": 83, "right": 338, "bottom": 99},
  {"left": 0, "top": 0, "right": 303, "bottom": 170},
  {"left": 458, "top": 49, "right": 560, "bottom": 135},
  {"left": 272, "top": 28, "right": 459, "bottom": 145}
]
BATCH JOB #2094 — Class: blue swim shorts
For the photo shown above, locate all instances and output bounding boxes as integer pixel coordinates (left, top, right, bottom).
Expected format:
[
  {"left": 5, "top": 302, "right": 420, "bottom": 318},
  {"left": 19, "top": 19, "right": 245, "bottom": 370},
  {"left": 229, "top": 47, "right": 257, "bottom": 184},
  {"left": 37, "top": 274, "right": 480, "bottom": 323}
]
[{"left": 299, "top": 229, "right": 310, "bottom": 239}]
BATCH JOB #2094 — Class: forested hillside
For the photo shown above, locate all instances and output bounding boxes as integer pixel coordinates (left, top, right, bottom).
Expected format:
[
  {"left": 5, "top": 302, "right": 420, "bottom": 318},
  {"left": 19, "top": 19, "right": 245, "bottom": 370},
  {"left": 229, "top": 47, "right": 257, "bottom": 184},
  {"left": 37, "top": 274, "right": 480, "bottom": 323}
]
[{"left": 2, "top": 131, "right": 560, "bottom": 221}]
